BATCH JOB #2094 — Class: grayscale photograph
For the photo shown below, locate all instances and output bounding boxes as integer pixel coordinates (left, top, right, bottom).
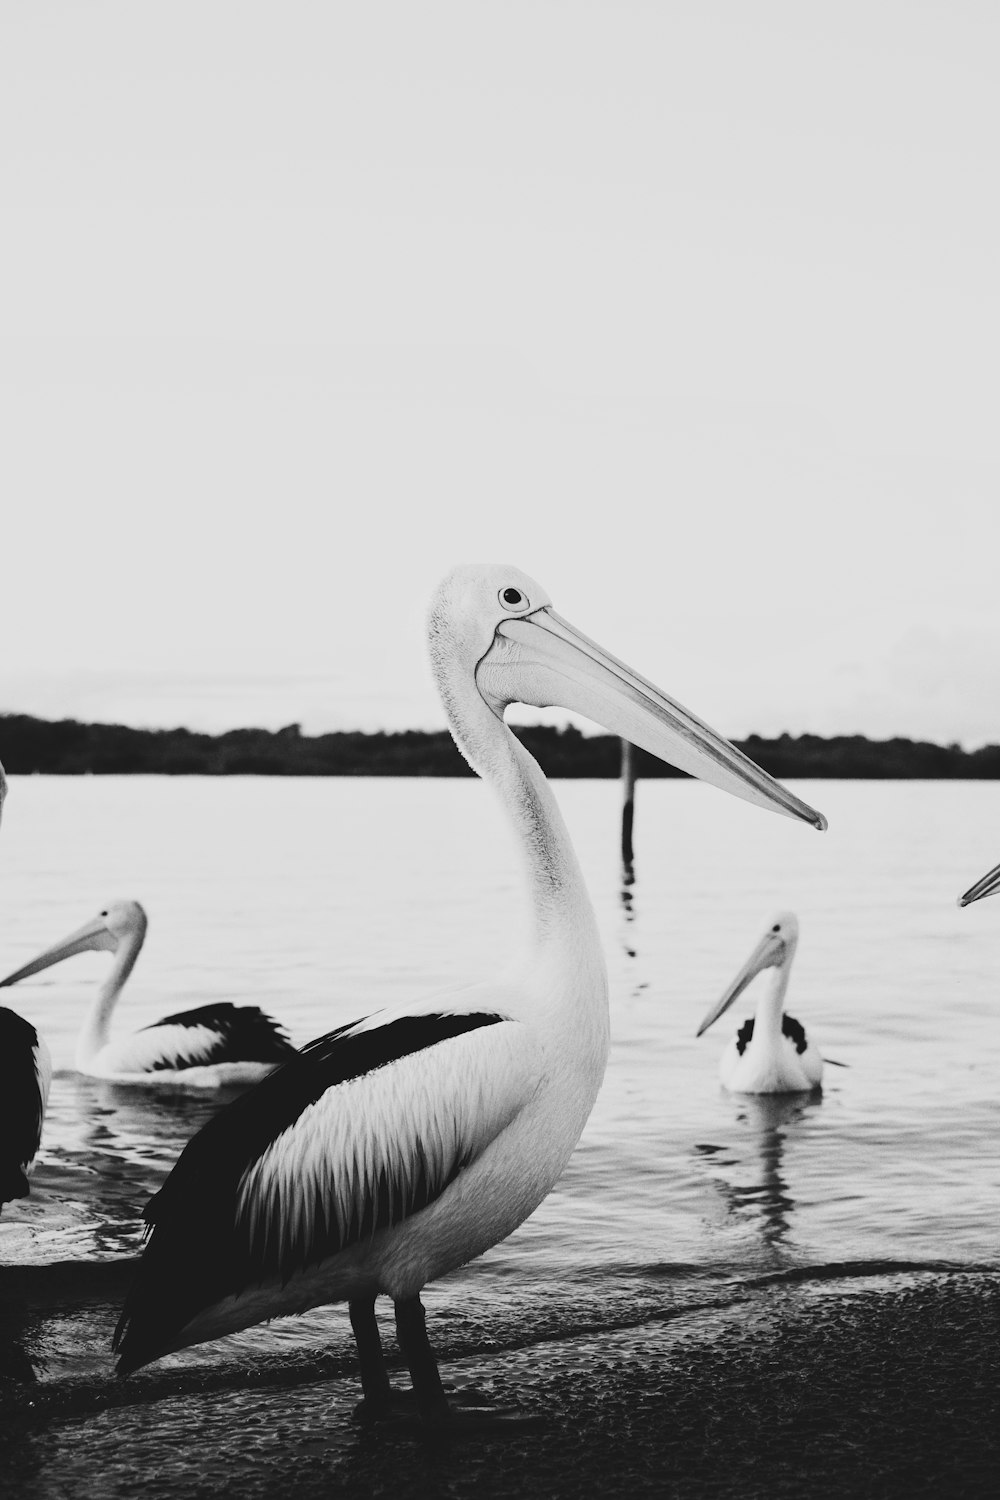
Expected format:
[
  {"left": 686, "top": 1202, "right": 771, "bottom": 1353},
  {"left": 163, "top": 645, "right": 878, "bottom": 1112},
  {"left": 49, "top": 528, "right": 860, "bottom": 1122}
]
[{"left": 1, "top": 4, "right": 998, "bottom": 1496}]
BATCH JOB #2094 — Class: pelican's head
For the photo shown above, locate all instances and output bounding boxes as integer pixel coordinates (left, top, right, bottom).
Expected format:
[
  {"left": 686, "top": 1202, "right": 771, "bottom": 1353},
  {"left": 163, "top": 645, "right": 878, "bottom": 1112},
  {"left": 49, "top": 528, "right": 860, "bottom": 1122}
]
[
  {"left": 0, "top": 899, "right": 148, "bottom": 989},
  {"left": 697, "top": 911, "right": 799, "bottom": 1037},
  {"left": 428, "top": 565, "right": 553, "bottom": 687},
  {"left": 429, "top": 564, "right": 826, "bottom": 829},
  {"left": 958, "top": 861, "right": 1000, "bottom": 908},
  {"left": 93, "top": 901, "right": 149, "bottom": 949}
]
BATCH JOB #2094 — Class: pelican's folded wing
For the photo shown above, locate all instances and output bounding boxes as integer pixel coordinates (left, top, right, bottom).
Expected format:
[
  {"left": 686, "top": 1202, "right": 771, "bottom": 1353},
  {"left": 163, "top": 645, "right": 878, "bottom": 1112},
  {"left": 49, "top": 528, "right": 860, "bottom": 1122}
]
[
  {"left": 114, "top": 1009, "right": 538, "bottom": 1369},
  {"left": 124, "top": 1002, "right": 296, "bottom": 1071}
]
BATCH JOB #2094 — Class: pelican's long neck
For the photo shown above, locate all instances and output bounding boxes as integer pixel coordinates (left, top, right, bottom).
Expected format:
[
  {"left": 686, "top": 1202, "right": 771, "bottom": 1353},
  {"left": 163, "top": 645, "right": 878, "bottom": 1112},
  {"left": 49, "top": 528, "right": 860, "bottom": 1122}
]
[
  {"left": 435, "top": 650, "right": 601, "bottom": 969},
  {"left": 76, "top": 933, "right": 143, "bottom": 1070},
  {"left": 753, "top": 957, "right": 793, "bottom": 1041},
  {"left": 494, "top": 726, "right": 597, "bottom": 952}
]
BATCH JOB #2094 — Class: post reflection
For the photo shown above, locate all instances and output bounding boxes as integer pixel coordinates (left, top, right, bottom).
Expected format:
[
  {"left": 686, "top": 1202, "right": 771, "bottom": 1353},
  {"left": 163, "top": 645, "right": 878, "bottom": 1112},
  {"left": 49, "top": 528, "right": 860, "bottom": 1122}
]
[{"left": 619, "top": 877, "right": 637, "bottom": 960}]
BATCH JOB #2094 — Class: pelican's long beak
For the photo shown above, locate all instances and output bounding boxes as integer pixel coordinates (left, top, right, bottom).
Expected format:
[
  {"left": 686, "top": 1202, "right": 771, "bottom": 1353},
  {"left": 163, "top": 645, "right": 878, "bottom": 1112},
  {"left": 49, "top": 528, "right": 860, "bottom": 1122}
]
[
  {"left": 485, "top": 607, "right": 827, "bottom": 828},
  {"left": 696, "top": 930, "right": 785, "bottom": 1037},
  {"left": 958, "top": 860, "right": 1000, "bottom": 908},
  {"left": 0, "top": 916, "right": 110, "bottom": 988}
]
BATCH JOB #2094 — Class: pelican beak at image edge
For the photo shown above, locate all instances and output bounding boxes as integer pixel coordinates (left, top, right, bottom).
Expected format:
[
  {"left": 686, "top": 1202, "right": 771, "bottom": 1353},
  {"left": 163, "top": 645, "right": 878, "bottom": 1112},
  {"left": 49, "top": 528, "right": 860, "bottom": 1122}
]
[{"left": 958, "top": 860, "right": 1000, "bottom": 908}]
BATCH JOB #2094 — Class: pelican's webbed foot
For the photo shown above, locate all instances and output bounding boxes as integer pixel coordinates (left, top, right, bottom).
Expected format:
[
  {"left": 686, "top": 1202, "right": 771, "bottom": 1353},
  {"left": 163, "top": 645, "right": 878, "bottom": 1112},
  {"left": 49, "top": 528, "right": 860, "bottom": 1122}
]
[
  {"left": 393, "top": 1295, "right": 543, "bottom": 1436},
  {"left": 352, "top": 1388, "right": 419, "bottom": 1426}
]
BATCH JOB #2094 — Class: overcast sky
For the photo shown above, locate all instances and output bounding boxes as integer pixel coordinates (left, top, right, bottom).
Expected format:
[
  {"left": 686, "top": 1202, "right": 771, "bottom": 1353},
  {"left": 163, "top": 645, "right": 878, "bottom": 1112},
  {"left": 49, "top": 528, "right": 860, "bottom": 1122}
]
[{"left": 1, "top": 2, "right": 998, "bottom": 745}]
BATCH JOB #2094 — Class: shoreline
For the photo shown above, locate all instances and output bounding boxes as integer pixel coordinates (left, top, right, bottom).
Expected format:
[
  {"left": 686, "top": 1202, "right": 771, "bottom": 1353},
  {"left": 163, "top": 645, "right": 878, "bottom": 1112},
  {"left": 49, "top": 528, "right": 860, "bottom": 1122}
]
[
  {"left": 3, "top": 1268, "right": 998, "bottom": 1497},
  {"left": 4, "top": 714, "right": 1000, "bottom": 780}
]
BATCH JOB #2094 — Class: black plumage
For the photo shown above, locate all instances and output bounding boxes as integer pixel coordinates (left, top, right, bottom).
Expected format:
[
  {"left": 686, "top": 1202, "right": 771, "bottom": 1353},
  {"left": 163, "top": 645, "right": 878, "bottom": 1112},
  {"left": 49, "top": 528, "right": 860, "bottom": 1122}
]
[
  {"left": 735, "top": 1012, "right": 808, "bottom": 1056},
  {"left": 0, "top": 1007, "right": 46, "bottom": 1207}
]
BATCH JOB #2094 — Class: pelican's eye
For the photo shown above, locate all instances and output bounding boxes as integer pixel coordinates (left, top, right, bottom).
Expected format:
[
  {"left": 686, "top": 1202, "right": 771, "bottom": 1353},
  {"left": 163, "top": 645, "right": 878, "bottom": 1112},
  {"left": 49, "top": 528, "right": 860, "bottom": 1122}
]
[
  {"left": 771, "top": 924, "right": 780, "bottom": 933},
  {"left": 499, "top": 586, "right": 529, "bottom": 612},
  {"left": 100, "top": 910, "right": 109, "bottom": 918}
]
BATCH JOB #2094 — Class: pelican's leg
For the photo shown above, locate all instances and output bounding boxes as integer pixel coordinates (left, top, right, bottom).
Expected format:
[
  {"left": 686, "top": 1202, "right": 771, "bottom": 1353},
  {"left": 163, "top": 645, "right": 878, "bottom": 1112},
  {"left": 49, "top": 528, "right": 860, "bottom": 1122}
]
[
  {"left": 350, "top": 1302, "right": 392, "bottom": 1404},
  {"left": 394, "top": 1295, "right": 450, "bottom": 1424},
  {"left": 350, "top": 1295, "right": 425, "bottom": 1426}
]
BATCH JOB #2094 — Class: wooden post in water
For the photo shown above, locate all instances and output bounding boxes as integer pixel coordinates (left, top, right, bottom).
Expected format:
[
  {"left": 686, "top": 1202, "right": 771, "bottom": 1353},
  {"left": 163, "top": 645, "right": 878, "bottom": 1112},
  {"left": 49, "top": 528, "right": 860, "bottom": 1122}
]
[{"left": 620, "top": 738, "right": 636, "bottom": 882}]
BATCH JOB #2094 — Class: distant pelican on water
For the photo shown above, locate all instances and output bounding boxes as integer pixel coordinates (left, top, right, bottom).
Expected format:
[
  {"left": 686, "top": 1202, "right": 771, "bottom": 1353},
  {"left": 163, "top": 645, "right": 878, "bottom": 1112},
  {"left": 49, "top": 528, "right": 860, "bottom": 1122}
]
[
  {"left": 958, "top": 861, "right": 1000, "bottom": 908},
  {"left": 697, "top": 912, "right": 823, "bottom": 1094},
  {"left": 0, "top": 900, "right": 296, "bottom": 1086},
  {"left": 112, "top": 564, "right": 826, "bottom": 1428},
  {"left": 0, "top": 761, "right": 52, "bottom": 1210}
]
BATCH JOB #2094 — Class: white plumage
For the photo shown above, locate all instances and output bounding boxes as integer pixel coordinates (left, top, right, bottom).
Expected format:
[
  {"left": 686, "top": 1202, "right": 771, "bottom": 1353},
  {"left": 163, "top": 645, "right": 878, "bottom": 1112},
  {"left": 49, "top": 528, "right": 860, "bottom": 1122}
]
[
  {"left": 236, "top": 1011, "right": 539, "bottom": 1282},
  {"left": 113, "top": 564, "right": 825, "bottom": 1427}
]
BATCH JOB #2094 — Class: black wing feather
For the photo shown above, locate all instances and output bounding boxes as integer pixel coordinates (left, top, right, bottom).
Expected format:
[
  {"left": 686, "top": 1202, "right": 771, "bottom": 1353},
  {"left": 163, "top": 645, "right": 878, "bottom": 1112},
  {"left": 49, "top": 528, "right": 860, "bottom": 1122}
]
[
  {"left": 142, "top": 1002, "right": 296, "bottom": 1067},
  {"left": 0, "top": 1008, "right": 45, "bottom": 1207},
  {"left": 113, "top": 1010, "right": 504, "bottom": 1372},
  {"left": 735, "top": 1013, "right": 808, "bottom": 1056}
]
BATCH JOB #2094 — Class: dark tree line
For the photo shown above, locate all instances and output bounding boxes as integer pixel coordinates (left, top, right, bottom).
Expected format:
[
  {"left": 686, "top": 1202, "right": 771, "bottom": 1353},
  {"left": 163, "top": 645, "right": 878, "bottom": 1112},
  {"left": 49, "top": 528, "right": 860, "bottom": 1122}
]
[{"left": 2, "top": 713, "right": 999, "bottom": 779}]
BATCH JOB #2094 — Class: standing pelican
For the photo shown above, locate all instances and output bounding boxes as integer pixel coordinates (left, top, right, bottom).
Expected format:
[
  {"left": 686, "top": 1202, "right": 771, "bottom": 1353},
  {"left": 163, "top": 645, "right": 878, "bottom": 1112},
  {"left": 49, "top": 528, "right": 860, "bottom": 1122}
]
[
  {"left": 0, "top": 761, "right": 52, "bottom": 1209},
  {"left": 0, "top": 900, "right": 295, "bottom": 1086},
  {"left": 112, "top": 565, "right": 826, "bottom": 1427},
  {"left": 958, "top": 861, "right": 1000, "bottom": 907},
  {"left": 696, "top": 912, "right": 823, "bottom": 1093}
]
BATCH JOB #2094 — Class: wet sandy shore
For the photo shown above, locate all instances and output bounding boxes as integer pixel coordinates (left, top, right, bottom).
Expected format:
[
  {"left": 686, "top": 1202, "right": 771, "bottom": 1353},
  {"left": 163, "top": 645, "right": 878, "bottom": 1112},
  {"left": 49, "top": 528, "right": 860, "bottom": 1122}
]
[{"left": 2, "top": 1268, "right": 999, "bottom": 1498}]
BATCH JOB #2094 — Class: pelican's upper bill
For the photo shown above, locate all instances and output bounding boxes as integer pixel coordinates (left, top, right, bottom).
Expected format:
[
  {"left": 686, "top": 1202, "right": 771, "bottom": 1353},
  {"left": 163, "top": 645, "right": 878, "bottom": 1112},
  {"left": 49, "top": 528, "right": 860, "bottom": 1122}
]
[{"left": 440, "top": 564, "right": 828, "bottom": 832}]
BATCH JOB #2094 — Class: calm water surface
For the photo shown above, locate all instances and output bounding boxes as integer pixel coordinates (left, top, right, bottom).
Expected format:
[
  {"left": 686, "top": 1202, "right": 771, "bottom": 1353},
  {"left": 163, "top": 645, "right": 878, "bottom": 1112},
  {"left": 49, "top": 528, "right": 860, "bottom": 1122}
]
[{"left": 1, "top": 775, "right": 998, "bottom": 1384}]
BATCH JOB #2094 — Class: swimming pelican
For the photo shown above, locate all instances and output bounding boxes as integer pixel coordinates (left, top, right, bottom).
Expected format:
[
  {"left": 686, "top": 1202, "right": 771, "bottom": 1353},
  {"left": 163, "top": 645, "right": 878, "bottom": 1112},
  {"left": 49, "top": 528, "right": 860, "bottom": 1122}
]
[
  {"left": 112, "top": 564, "right": 826, "bottom": 1427},
  {"left": 958, "top": 861, "right": 1000, "bottom": 907},
  {"left": 0, "top": 761, "right": 52, "bottom": 1210},
  {"left": 0, "top": 900, "right": 296, "bottom": 1086},
  {"left": 696, "top": 912, "right": 823, "bottom": 1094}
]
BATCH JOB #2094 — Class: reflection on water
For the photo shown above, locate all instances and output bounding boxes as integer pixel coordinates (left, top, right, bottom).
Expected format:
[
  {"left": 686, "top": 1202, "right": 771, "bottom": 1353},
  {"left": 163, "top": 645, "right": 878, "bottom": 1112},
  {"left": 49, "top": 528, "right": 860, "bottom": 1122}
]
[
  {"left": 696, "top": 1093, "right": 824, "bottom": 1264},
  {"left": 6, "top": 1074, "right": 237, "bottom": 1265},
  {"left": 72, "top": 1075, "right": 235, "bottom": 1159}
]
